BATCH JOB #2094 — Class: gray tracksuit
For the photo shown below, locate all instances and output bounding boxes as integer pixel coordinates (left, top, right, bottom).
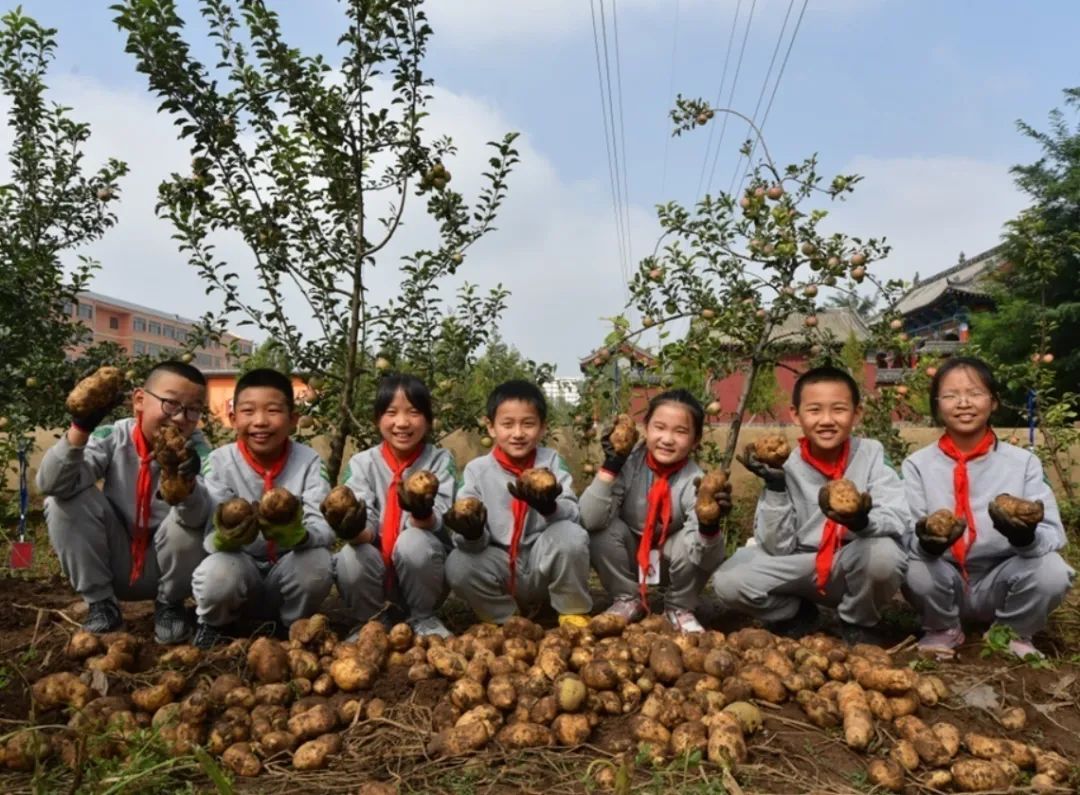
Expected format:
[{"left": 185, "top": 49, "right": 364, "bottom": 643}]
[
  {"left": 710, "top": 437, "right": 909, "bottom": 627},
  {"left": 332, "top": 443, "right": 456, "bottom": 624},
  {"left": 37, "top": 418, "right": 211, "bottom": 605},
  {"left": 580, "top": 447, "right": 725, "bottom": 611},
  {"left": 192, "top": 441, "right": 333, "bottom": 627},
  {"left": 445, "top": 447, "right": 592, "bottom": 623},
  {"left": 902, "top": 439, "right": 1074, "bottom": 637}
]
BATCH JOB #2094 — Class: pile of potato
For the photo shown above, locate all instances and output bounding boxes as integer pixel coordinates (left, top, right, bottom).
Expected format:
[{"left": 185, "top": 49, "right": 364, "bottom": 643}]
[{"left": 6, "top": 615, "right": 1073, "bottom": 792}]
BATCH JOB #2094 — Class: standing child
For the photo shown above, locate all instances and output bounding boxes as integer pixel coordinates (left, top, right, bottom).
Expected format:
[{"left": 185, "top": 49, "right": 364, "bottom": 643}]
[
  {"left": 581, "top": 390, "right": 730, "bottom": 633},
  {"left": 711, "top": 365, "right": 909, "bottom": 643},
  {"left": 191, "top": 368, "right": 334, "bottom": 648},
  {"left": 903, "top": 356, "right": 1073, "bottom": 658},
  {"left": 38, "top": 362, "right": 210, "bottom": 643},
  {"left": 444, "top": 380, "right": 592, "bottom": 627},
  {"left": 332, "top": 374, "right": 456, "bottom": 638}
]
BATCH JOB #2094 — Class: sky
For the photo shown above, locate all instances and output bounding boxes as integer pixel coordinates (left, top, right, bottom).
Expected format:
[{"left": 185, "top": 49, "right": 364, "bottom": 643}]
[{"left": 7, "top": 0, "right": 1079, "bottom": 375}]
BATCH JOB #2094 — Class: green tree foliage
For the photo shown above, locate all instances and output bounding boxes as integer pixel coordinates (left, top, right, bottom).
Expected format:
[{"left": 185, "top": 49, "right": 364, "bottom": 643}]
[{"left": 239, "top": 338, "right": 292, "bottom": 376}]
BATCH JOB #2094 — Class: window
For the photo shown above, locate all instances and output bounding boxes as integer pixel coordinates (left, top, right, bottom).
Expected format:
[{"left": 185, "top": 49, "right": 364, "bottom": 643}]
[
  {"left": 77, "top": 304, "right": 94, "bottom": 320},
  {"left": 133, "top": 317, "right": 146, "bottom": 332},
  {"left": 133, "top": 341, "right": 146, "bottom": 355},
  {"left": 163, "top": 324, "right": 175, "bottom": 339},
  {"left": 196, "top": 353, "right": 213, "bottom": 367},
  {"left": 109, "top": 316, "right": 120, "bottom": 330},
  {"left": 62, "top": 302, "right": 75, "bottom": 316},
  {"left": 148, "top": 321, "right": 161, "bottom": 335}
]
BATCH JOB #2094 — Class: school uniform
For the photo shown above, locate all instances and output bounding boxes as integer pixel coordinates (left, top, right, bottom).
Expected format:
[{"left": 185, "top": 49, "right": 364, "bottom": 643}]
[
  {"left": 902, "top": 437, "right": 1074, "bottom": 638},
  {"left": 333, "top": 442, "right": 456, "bottom": 624},
  {"left": 445, "top": 446, "right": 592, "bottom": 624},
  {"left": 192, "top": 440, "right": 334, "bottom": 628},
  {"left": 580, "top": 446, "right": 725, "bottom": 611},
  {"left": 38, "top": 418, "right": 211, "bottom": 606},
  {"left": 710, "top": 437, "right": 909, "bottom": 627}
]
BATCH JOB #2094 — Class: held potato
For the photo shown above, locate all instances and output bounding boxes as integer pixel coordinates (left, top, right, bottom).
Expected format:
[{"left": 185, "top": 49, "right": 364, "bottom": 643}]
[
  {"left": 66, "top": 366, "right": 125, "bottom": 418},
  {"left": 259, "top": 487, "right": 300, "bottom": 525},
  {"left": 222, "top": 742, "right": 261, "bottom": 777},
  {"left": 991, "top": 493, "right": 1044, "bottom": 526},
  {"left": 694, "top": 469, "right": 730, "bottom": 525},
  {"left": 753, "top": 434, "right": 791, "bottom": 468},
  {"left": 518, "top": 468, "right": 558, "bottom": 494},
  {"left": 403, "top": 470, "right": 440, "bottom": 501},
  {"left": 867, "top": 758, "right": 905, "bottom": 793},
  {"left": 608, "top": 413, "right": 639, "bottom": 457},
  {"left": 823, "top": 479, "right": 863, "bottom": 514},
  {"left": 292, "top": 732, "right": 342, "bottom": 770},
  {"left": 320, "top": 485, "right": 360, "bottom": 531},
  {"left": 247, "top": 637, "right": 290, "bottom": 684},
  {"left": 925, "top": 509, "right": 963, "bottom": 538}
]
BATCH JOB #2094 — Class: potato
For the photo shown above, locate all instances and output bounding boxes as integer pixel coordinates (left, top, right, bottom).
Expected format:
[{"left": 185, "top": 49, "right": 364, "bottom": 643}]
[
  {"left": 857, "top": 666, "right": 917, "bottom": 695},
  {"left": 66, "top": 366, "right": 125, "bottom": 418},
  {"left": 589, "top": 613, "right": 629, "bottom": 638},
  {"left": 3, "top": 730, "right": 53, "bottom": 771},
  {"left": 222, "top": 742, "right": 261, "bottom": 777},
  {"left": 865, "top": 690, "right": 893, "bottom": 722},
  {"left": 721, "top": 676, "right": 754, "bottom": 704},
  {"left": 66, "top": 630, "right": 103, "bottom": 660},
  {"left": 631, "top": 716, "right": 671, "bottom": 751},
  {"left": 922, "top": 770, "right": 953, "bottom": 789},
  {"left": 552, "top": 712, "right": 592, "bottom": 746},
  {"left": 890, "top": 739, "right": 920, "bottom": 771},
  {"left": 823, "top": 479, "right": 862, "bottom": 514},
  {"left": 951, "top": 758, "right": 1017, "bottom": 792},
  {"left": 608, "top": 413, "right": 639, "bottom": 457},
  {"left": 158, "top": 644, "right": 201, "bottom": 668},
  {"left": 695, "top": 470, "right": 729, "bottom": 525},
  {"left": 998, "top": 705, "right": 1026, "bottom": 730},
  {"left": 289, "top": 613, "right": 330, "bottom": 646},
  {"left": 738, "top": 664, "right": 787, "bottom": 703},
  {"left": 485, "top": 674, "right": 516, "bottom": 710},
  {"left": 248, "top": 637, "right": 290, "bottom": 684},
  {"left": 448, "top": 678, "right": 485, "bottom": 711},
  {"left": 965, "top": 733, "right": 1035, "bottom": 768},
  {"left": 827, "top": 661, "right": 849, "bottom": 682},
  {"left": 753, "top": 434, "right": 791, "bottom": 468},
  {"left": 729, "top": 627, "right": 777, "bottom": 651},
  {"left": 722, "top": 701, "right": 763, "bottom": 734},
  {"left": 131, "top": 683, "right": 174, "bottom": 714},
  {"left": 287, "top": 648, "right": 320, "bottom": 680},
  {"left": 664, "top": 721, "right": 705, "bottom": 757},
  {"left": 86, "top": 647, "right": 134, "bottom": 673},
  {"left": 256, "top": 730, "right": 297, "bottom": 756},
  {"left": 253, "top": 683, "right": 292, "bottom": 706},
  {"left": 924, "top": 509, "right": 963, "bottom": 538},
  {"left": 497, "top": 722, "right": 553, "bottom": 749},
  {"left": 554, "top": 674, "right": 587, "bottom": 713},
  {"left": 403, "top": 468, "right": 439, "bottom": 503},
  {"left": 1034, "top": 750, "right": 1070, "bottom": 782},
  {"left": 503, "top": 636, "right": 538, "bottom": 663},
  {"left": 837, "top": 682, "right": 874, "bottom": 750},
  {"left": 293, "top": 732, "right": 342, "bottom": 770},
  {"left": 287, "top": 704, "right": 337, "bottom": 740},
  {"left": 1031, "top": 773, "right": 1064, "bottom": 793},
  {"left": 619, "top": 680, "right": 643, "bottom": 713},
  {"left": 581, "top": 660, "right": 620, "bottom": 691},
  {"left": 931, "top": 721, "right": 960, "bottom": 758},
  {"left": 705, "top": 711, "right": 746, "bottom": 765},
  {"left": 529, "top": 695, "right": 559, "bottom": 725},
  {"left": 796, "top": 690, "right": 840, "bottom": 729},
  {"left": 329, "top": 657, "right": 378, "bottom": 692},
  {"left": 428, "top": 720, "right": 492, "bottom": 756},
  {"left": 427, "top": 647, "right": 467, "bottom": 680},
  {"left": 366, "top": 697, "right": 386, "bottom": 719},
  {"left": 867, "top": 758, "right": 904, "bottom": 792},
  {"left": 702, "top": 648, "right": 737, "bottom": 680},
  {"left": 915, "top": 674, "right": 948, "bottom": 706},
  {"left": 32, "top": 672, "right": 91, "bottom": 710},
  {"left": 312, "top": 673, "right": 335, "bottom": 696},
  {"left": 649, "top": 639, "right": 685, "bottom": 684},
  {"left": 259, "top": 486, "right": 300, "bottom": 525},
  {"left": 895, "top": 716, "right": 951, "bottom": 767},
  {"left": 519, "top": 467, "right": 557, "bottom": 494},
  {"left": 991, "top": 493, "right": 1044, "bottom": 526}
]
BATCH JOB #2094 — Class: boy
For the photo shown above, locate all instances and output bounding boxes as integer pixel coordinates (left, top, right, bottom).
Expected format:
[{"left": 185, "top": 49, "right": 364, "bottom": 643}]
[
  {"left": 710, "top": 365, "right": 909, "bottom": 643},
  {"left": 444, "top": 380, "right": 592, "bottom": 627},
  {"left": 191, "top": 368, "right": 334, "bottom": 648},
  {"left": 38, "top": 361, "right": 210, "bottom": 644}
]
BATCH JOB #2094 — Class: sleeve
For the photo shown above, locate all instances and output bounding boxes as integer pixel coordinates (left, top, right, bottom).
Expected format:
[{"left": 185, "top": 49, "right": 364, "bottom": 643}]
[
  {"left": 343, "top": 454, "right": 380, "bottom": 534},
  {"left": 541, "top": 454, "right": 580, "bottom": 526},
  {"left": 901, "top": 456, "right": 934, "bottom": 559},
  {"left": 35, "top": 428, "right": 113, "bottom": 498},
  {"left": 200, "top": 451, "right": 239, "bottom": 552},
  {"left": 449, "top": 460, "right": 490, "bottom": 553},
  {"left": 861, "top": 444, "right": 909, "bottom": 541},
  {"left": 579, "top": 472, "right": 625, "bottom": 531},
  {"left": 174, "top": 435, "right": 214, "bottom": 530},
  {"left": 424, "top": 449, "right": 457, "bottom": 534},
  {"left": 1013, "top": 453, "right": 1066, "bottom": 558},
  {"left": 754, "top": 488, "right": 798, "bottom": 555},
  {"left": 298, "top": 456, "right": 334, "bottom": 549}
]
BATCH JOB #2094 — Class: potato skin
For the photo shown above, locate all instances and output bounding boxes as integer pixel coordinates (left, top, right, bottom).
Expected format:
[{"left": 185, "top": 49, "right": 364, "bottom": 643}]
[
  {"left": 925, "top": 509, "right": 963, "bottom": 538},
  {"left": 868, "top": 758, "right": 904, "bottom": 792},
  {"left": 753, "top": 434, "right": 791, "bottom": 468},
  {"left": 403, "top": 470, "right": 439, "bottom": 499},
  {"left": 66, "top": 366, "right": 125, "bottom": 417},
  {"left": 66, "top": 630, "right": 104, "bottom": 661},
  {"left": 856, "top": 666, "right": 917, "bottom": 695},
  {"left": 259, "top": 487, "right": 300, "bottom": 525},
  {"left": 329, "top": 657, "right": 378, "bottom": 692},
  {"left": 248, "top": 637, "right": 290, "bottom": 684},
  {"left": 738, "top": 664, "right": 787, "bottom": 703},
  {"left": 519, "top": 468, "right": 557, "bottom": 493},
  {"left": 222, "top": 742, "right": 261, "bottom": 777},
  {"left": 951, "top": 758, "right": 1017, "bottom": 792},
  {"left": 837, "top": 682, "right": 873, "bottom": 750},
  {"left": 552, "top": 713, "right": 592, "bottom": 746},
  {"left": 824, "top": 479, "right": 862, "bottom": 514},
  {"left": 608, "top": 414, "right": 639, "bottom": 457},
  {"left": 991, "top": 493, "right": 1044, "bottom": 526},
  {"left": 496, "top": 722, "right": 554, "bottom": 749},
  {"left": 588, "top": 613, "right": 628, "bottom": 638},
  {"left": 292, "top": 732, "right": 342, "bottom": 770},
  {"left": 32, "top": 672, "right": 91, "bottom": 711},
  {"left": 694, "top": 470, "right": 729, "bottom": 525},
  {"left": 427, "top": 721, "right": 492, "bottom": 756},
  {"left": 287, "top": 704, "right": 337, "bottom": 740},
  {"left": 649, "top": 639, "right": 685, "bottom": 685},
  {"left": 554, "top": 674, "right": 587, "bottom": 712}
]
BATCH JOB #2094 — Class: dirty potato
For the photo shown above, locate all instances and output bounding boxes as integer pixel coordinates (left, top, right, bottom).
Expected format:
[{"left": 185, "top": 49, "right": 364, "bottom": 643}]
[
  {"left": 991, "top": 493, "right": 1044, "bottom": 526},
  {"left": 292, "top": 732, "right": 342, "bottom": 770},
  {"left": 753, "top": 434, "right": 791, "bottom": 468},
  {"left": 259, "top": 487, "right": 300, "bottom": 525},
  {"left": 247, "top": 637, "right": 290, "bottom": 684}
]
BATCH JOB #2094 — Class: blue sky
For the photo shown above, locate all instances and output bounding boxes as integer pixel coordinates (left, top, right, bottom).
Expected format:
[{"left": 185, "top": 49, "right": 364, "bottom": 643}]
[{"left": 11, "top": 0, "right": 1079, "bottom": 373}]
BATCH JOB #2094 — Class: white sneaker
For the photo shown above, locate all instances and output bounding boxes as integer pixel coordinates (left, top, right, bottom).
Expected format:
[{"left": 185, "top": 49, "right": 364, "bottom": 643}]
[
  {"left": 665, "top": 607, "right": 704, "bottom": 634},
  {"left": 410, "top": 616, "right": 452, "bottom": 638}
]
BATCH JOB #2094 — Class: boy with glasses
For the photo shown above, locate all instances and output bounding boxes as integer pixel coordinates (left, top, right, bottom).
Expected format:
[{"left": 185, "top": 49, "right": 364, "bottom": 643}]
[{"left": 38, "top": 361, "right": 212, "bottom": 643}]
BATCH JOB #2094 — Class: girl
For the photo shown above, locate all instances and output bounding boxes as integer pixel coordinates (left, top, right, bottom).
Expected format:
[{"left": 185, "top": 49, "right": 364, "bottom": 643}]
[
  {"left": 333, "top": 373, "right": 456, "bottom": 637},
  {"left": 903, "top": 356, "right": 1073, "bottom": 658},
  {"left": 580, "top": 389, "right": 730, "bottom": 633}
]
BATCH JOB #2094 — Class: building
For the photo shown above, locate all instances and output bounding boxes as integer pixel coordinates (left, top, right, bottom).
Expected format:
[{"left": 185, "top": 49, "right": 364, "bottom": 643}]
[
  {"left": 542, "top": 377, "right": 583, "bottom": 406},
  {"left": 66, "top": 290, "right": 254, "bottom": 370}
]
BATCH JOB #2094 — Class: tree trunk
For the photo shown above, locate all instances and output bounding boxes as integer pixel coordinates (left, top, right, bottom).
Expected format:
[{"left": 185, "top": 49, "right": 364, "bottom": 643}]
[
  {"left": 721, "top": 357, "right": 762, "bottom": 471},
  {"left": 327, "top": 260, "right": 364, "bottom": 484}
]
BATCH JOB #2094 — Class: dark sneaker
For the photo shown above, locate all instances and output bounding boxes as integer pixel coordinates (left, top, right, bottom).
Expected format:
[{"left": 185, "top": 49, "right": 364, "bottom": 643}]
[
  {"left": 193, "top": 621, "right": 227, "bottom": 650},
  {"left": 83, "top": 598, "right": 123, "bottom": 634},
  {"left": 768, "top": 599, "right": 820, "bottom": 639},
  {"left": 154, "top": 600, "right": 193, "bottom": 645}
]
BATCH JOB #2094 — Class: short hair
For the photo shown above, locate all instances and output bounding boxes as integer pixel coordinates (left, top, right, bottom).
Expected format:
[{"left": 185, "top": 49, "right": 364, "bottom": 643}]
[
  {"left": 234, "top": 368, "right": 295, "bottom": 412},
  {"left": 486, "top": 379, "right": 547, "bottom": 423},
  {"left": 146, "top": 360, "right": 207, "bottom": 388},
  {"left": 374, "top": 373, "right": 433, "bottom": 424},
  {"left": 928, "top": 355, "right": 999, "bottom": 422},
  {"left": 644, "top": 389, "right": 705, "bottom": 441},
  {"left": 793, "top": 365, "right": 861, "bottom": 408}
]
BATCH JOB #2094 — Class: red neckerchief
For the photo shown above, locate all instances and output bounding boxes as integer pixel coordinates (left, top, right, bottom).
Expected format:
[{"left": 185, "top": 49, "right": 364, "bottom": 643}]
[
  {"left": 638, "top": 451, "right": 688, "bottom": 610},
  {"left": 937, "top": 430, "right": 995, "bottom": 580},
  {"left": 492, "top": 446, "right": 536, "bottom": 596},
  {"left": 129, "top": 416, "right": 154, "bottom": 585},
  {"left": 379, "top": 442, "right": 423, "bottom": 588},
  {"left": 238, "top": 438, "right": 290, "bottom": 562},
  {"left": 799, "top": 437, "right": 851, "bottom": 594}
]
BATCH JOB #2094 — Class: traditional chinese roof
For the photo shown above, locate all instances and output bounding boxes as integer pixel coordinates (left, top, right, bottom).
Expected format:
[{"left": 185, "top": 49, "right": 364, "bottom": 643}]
[{"left": 893, "top": 245, "right": 1007, "bottom": 317}]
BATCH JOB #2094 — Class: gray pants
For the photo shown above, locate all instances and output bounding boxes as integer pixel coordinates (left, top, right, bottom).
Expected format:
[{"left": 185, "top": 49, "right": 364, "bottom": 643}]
[
  {"left": 711, "top": 536, "right": 907, "bottom": 627},
  {"left": 590, "top": 517, "right": 725, "bottom": 611},
  {"left": 191, "top": 547, "right": 333, "bottom": 628},
  {"left": 45, "top": 487, "right": 205, "bottom": 605},
  {"left": 904, "top": 552, "right": 1075, "bottom": 638},
  {"left": 445, "top": 520, "right": 593, "bottom": 624},
  {"left": 333, "top": 527, "right": 450, "bottom": 624}
]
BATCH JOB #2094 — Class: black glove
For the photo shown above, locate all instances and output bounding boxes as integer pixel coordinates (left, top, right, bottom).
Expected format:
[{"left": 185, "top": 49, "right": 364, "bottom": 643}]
[
  {"left": 397, "top": 480, "right": 435, "bottom": 521},
  {"left": 319, "top": 492, "right": 368, "bottom": 542},
  {"left": 818, "top": 486, "right": 873, "bottom": 534},
  {"left": 177, "top": 439, "right": 201, "bottom": 481},
  {"left": 600, "top": 418, "right": 637, "bottom": 475},
  {"left": 736, "top": 443, "right": 786, "bottom": 491},
  {"left": 444, "top": 500, "right": 487, "bottom": 541},
  {"left": 508, "top": 476, "right": 562, "bottom": 516},
  {"left": 987, "top": 499, "right": 1040, "bottom": 548},
  {"left": 915, "top": 515, "right": 966, "bottom": 557}
]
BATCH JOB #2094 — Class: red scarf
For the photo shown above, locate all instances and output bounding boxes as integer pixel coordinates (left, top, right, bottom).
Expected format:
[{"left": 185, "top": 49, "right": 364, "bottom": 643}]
[
  {"left": 637, "top": 452, "right": 688, "bottom": 609},
  {"left": 937, "top": 430, "right": 995, "bottom": 579},
  {"left": 492, "top": 446, "right": 536, "bottom": 596},
  {"left": 379, "top": 442, "right": 423, "bottom": 588},
  {"left": 800, "top": 438, "right": 851, "bottom": 594},
  {"left": 129, "top": 418, "right": 154, "bottom": 586},
  {"left": 238, "top": 438, "right": 290, "bottom": 562}
]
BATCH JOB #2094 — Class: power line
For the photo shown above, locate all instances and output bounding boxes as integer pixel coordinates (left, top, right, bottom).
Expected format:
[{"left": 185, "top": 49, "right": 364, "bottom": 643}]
[
  {"left": 693, "top": 0, "right": 742, "bottom": 202},
  {"left": 610, "top": 1, "right": 634, "bottom": 276},
  {"left": 659, "top": 0, "right": 680, "bottom": 198}
]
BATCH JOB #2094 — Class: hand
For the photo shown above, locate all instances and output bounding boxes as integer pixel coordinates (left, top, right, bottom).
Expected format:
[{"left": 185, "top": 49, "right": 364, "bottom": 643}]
[
  {"left": 176, "top": 439, "right": 201, "bottom": 482},
  {"left": 444, "top": 498, "right": 487, "bottom": 541},
  {"left": 915, "top": 515, "right": 967, "bottom": 557},
  {"left": 213, "top": 500, "right": 260, "bottom": 552},
  {"left": 987, "top": 499, "right": 1040, "bottom": 547},
  {"left": 600, "top": 415, "right": 638, "bottom": 475},
  {"left": 736, "top": 443, "right": 786, "bottom": 491},
  {"left": 507, "top": 468, "right": 562, "bottom": 516},
  {"left": 259, "top": 503, "right": 307, "bottom": 549},
  {"left": 397, "top": 477, "right": 436, "bottom": 520},
  {"left": 818, "top": 486, "right": 873, "bottom": 533},
  {"left": 319, "top": 491, "right": 368, "bottom": 542},
  {"left": 67, "top": 366, "right": 127, "bottom": 433}
]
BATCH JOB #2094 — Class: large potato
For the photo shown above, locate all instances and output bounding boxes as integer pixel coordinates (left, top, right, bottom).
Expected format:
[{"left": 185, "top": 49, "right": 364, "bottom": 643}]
[
  {"left": 649, "top": 639, "right": 685, "bottom": 684},
  {"left": 608, "top": 413, "right": 639, "bottom": 457},
  {"left": 247, "top": 637, "right": 290, "bottom": 684},
  {"left": 292, "top": 732, "right": 342, "bottom": 770},
  {"left": 991, "top": 493, "right": 1044, "bottom": 526},
  {"left": 496, "top": 722, "right": 553, "bottom": 749},
  {"left": 951, "top": 758, "right": 1018, "bottom": 792},
  {"left": 856, "top": 666, "right": 917, "bottom": 695},
  {"left": 823, "top": 479, "right": 862, "bottom": 514},
  {"left": 581, "top": 660, "right": 620, "bottom": 691},
  {"left": 737, "top": 664, "right": 787, "bottom": 703},
  {"left": 705, "top": 711, "right": 746, "bottom": 765},
  {"left": 287, "top": 703, "right": 337, "bottom": 740},
  {"left": 32, "top": 672, "right": 91, "bottom": 711},
  {"left": 330, "top": 657, "right": 378, "bottom": 692},
  {"left": 867, "top": 758, "right": 904, "bottom": 793},
  {"left": 895, "top": 715, "right": 950, "bottom": 767},
  {"left": 837, "top": 682, "right": 873, "bottom": 750},
  {"left": 259, "top": 487, "right": 300, "bottom": 525},
  {"left": 427, "top": 721, "right": 492, "bottom": 756},
  {"left": 722, "top": 701, "right": 763, "bottom": 734},
  {"left": 753, "top": 434, "right": 791, "bottom": 468},
  {"left": 66, "top": 366, "right": 125, "bottom": 418},
  {"left": 552, "top": 712, "right": 592, "bottom": 746},
  {"left": 222, "top": 742, "right": 261, "bottom": 777}
]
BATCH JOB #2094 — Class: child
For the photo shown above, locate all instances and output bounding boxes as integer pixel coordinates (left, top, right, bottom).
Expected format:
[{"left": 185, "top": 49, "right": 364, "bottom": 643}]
[
  {"left": 333, "top": 374, "right": 456, "bottom": 637},
  {"left": 581, "top": 390, "right": 730, "bottom": 633},
  {"left": 903, "top": 356, "right": 1073, "bottom": 658},
  {"left": 192, "top": 368, "right": 334, "bottom": 648},
  {"left": 711, "top": 365, "right": 909, "bottom": 643},
  {"left": 444, "top": 380, "right": 592, "bottom": 627},
  {"left": 38, "top": 361, "right": 210, "bottom": 644}
]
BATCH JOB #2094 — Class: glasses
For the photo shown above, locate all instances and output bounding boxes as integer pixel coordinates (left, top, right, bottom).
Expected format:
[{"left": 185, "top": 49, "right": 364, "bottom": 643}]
[
  {"left": 937, "top": 390, "right": 990, "bottom": 405},
  {"left": 145, "top": 389, "right": 204, "bottom": 421}
]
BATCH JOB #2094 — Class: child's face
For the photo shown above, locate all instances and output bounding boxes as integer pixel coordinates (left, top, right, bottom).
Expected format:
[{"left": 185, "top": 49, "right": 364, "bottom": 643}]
[
  {"left": 644, "top": 403, "right": 697, "bottom": 466},
  {"left": 378, "top": 388, "right": 430, "bottom": 457},
  {"left": 132, "top": 372, "right": 206, "bottom": 440},
  {"left": 230, "top": 386, "right": 297, "bottom": 459},
  {"left": 936, "top": 366, "right": 996, "bottom": 437},
  {"left": 792, "top": 381, "right": 862, "bottom": 455},
  {"left": 487, "top": 399, "right": 545, "bottom": 462}
]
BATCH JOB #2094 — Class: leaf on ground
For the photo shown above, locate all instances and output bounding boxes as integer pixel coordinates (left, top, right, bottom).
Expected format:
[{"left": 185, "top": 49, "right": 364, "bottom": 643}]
[
  {"left": 1041, "top": 672, "right": 1076, "bottom": 700},
  {"left": 89, "top": 668, "right": 109, "bottom": 697},
  {"left": 960, "top": 683, "right": 1000, "bottom": 711}
]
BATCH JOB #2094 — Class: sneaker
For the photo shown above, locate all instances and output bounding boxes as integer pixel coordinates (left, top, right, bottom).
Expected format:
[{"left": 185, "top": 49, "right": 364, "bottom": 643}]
[
  {"left": 1007, "top": 637, "right": 1044, "bottom": 659},
  {"left": 605, "top": 597, "right": 647, "bottom": 623},
  {"left": 83, "top": 598, "right": 123, "bottom": 634},
  {"left": 918, "top": 626, "right": 965, "bottom": 658},
  {"left": 410, "top": 616, "right": 452, "bottom": 639},
  {"left": 665, "top": 607, "right": 705, "bottom": 634},
  {"left": 193, "top": 621, "right": 227, "bottom": 650},
  {"left": 768, "top": 599, "right": 820, "bottom": 639},
  {"left": 558, "top": 613, "right": 590, "bottom": 629},
  {"left": 154, "top": 600, "right": 193, "bottom": 645}
]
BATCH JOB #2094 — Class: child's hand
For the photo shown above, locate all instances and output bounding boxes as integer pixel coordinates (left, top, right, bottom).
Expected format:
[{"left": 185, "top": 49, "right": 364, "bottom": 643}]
[
  {"left": 320, "top": 485, "right": 368, "bottom": 541},
  {"left": 915, "top": 513, "right": 966, "bottom": 556},
  {"left": 444, "top": 497, "right": 487, "bottom": 540},
  {"left": 397, "top": 470, "right": 439, "bottom": 520},
  {"left": 213, "top": 499, "right": 260, "bottom": 551},
  {"left": 817, "top": 484, "right": 873, "bottom": 533},
  {"left": 600, "top": 414, "right": 638, "bottom": 474},
  {"left": 67, "top": 366, "right": 127, "bottom": 432},
  {"left": 508, "top": 467, "right": 562, "bottom": 516},
  {"left": 736, "top": 443, "right": 786, "bottom": 491},
  {"left": 258, "top": 490, "right": 307, "bottom": 549},
  {"left": 987, "top": 496, "right": 1042, "bottom": 547}
]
